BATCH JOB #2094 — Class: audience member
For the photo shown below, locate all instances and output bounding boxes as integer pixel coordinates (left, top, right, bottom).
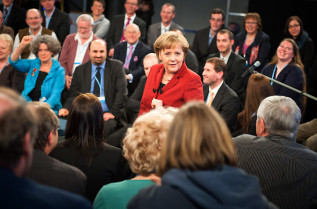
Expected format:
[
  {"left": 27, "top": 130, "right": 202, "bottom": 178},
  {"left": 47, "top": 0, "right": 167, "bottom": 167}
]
[
  {"left": 0, "top": 0, "right": 27, "bottom": 36},
  {"left": 27, "top": 102, "right": 87, "bottom": 196},
  {"left": 59, "top": 14, "right": 99, "bottom": 90},
  {"left": 128, "top": 101, "right": 277, "bottom": 209},
  {"left": 234, "top": 96, "right": 317, "bottom": 209},
  {"left": 9, "top": 35, "right": 64, "bottom": 114},
  {"left": 40, "top": 0, "right": 70, "bottom": 45},
  {"left": 59, "top": 39, "right": 127, "bottom": 138},
  {"left": 91, "top": 0, "right": 110, "bottom": 40},
  {"left": 173, "top": 29, "right": 199, "bottom": 73},
  {"left": 94, "top": 107, "right": 176, "bottom": 209},
  {"left": 51, "top": 93, "right": 128, "bottom": 202},
  {"left": 107, "top": 0, "right": 146, "bottom": 57},
  {"left": 139, "top": 31, "right": 203, "bottom": 116},
  {"left": 296, "top": 117, "right": 317, "bottom": 152},
  {"left": 0, "top": 87, "right": 92, "bottom": 209},
  {"left": 0, "top": 34, "right": 25, "bottom": 93},
  {"left": 0, "top": 11, "right": 14, "bottom": 39},
  {"left": 125, "top": 52, "right": 158, "bottom": 123},
  {"left": 147, "top": 3, "right": 183, "bottom": 50},
  {"left": 233, "top": 13, "right": 270, "bottom": 70},
  {"left": 229, "top": 21, "right": 240, "bottom": 35},
  {"left": 192, "top": 8, "right": 230, "bottom": 77},
  {"left": 113, "top": 23, "right": 151, "bottom": 96},
  {"left": 261, "top": 38, "right": 306, "bottom": 110},
  {"left": 202, "top": 57, "right": 239, "bottom": 133},
  {"left": 234, "top": 74, "right": 274, "bottom": 136},
  {"left": 208, "top": 29, "right": 246, "bottom": 104},
  {"left": 136, "top": 0, "right": 154, "bottom": 30},
  {"left": 13, "top": 9, "right": 58, "bottom": 60}
]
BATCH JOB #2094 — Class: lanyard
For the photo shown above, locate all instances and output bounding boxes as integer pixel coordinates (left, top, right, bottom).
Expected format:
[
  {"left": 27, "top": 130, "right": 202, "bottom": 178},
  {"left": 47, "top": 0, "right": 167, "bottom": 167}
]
[
  {"left": 94, "top": 74, "right": 103, "bottom": 96},
  {"left": 271, "top": 64, "right": 288, "bottom": 85}
]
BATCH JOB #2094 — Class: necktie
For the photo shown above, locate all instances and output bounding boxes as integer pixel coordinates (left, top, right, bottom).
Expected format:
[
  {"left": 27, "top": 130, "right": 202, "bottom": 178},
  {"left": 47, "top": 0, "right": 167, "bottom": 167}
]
[
  {"left": 93, "top": 67, "right": 101, "bottom": 97},
  {"left": 4, "top": 8, "right": 8, "bottom": 17},
  {"left": 207, "top": 90, "right": 214, "bottom": 107},
  {"left": 124, "top": 45, "right": 133, "bottom": 69},
  {"left": 120, "top": 17, "right": 131, "bottom": 42}
]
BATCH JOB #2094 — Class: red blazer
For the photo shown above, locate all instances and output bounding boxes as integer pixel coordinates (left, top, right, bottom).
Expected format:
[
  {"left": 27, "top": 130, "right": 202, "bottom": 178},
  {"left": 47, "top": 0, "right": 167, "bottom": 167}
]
[
  {"left": 139, "top": 62, "right": 204, "bottom": 116},
  {"left": 59, "top": 33, "right": 99, "bottom": 76}
]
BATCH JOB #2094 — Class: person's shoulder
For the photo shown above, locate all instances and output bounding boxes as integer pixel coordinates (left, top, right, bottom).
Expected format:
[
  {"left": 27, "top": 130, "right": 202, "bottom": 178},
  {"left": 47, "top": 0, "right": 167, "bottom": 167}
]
[
  {"left": 196, "top": 26, "right": 210, "bottom": 34},
  {"left": 134, "top": 16, "right": 146, "bottom": 25},
  {"left": 49, "top": 155, "right": 86, "bottom": 180},
  {"left": 222, "top": 82, "right": 238, "bottom": 98},
  {"left": 257, "top": 31, "right": 270, "bottom": 40},
  {"left": 64, "top": 33, "right": 76, "bottom": 41},
  {"left": 148, "top": 22, "right": 160, "bottom": 30},
  {"left": 234, "top": 31, "right": 247, "bottom": 41},
  {"left": 230, "top": 51, "right": 245, "bottom": 62},
  {"left": 108, "top": 57, "right": 124, "bottom": 68},
  {"left": 233, "top": 134, "right": 264, "bottom": 145},
  {"left": 54, "top": 8, "right": 69, "bottom": 17}
]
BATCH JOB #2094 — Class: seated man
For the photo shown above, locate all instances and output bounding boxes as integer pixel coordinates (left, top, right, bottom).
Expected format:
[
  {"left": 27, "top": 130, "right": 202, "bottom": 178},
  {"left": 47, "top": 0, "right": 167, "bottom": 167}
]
[
  {"left": 0, "top": 87, "right": 91, "bottom": 209},
  {"left": 27, "top": 102, "right": 86, "bottom": 195},
  {"left": 202, "top": 57, "right": 239, "bottom": 133},
  {"left": 113, "top": 23, "right": 151, "bottom": 96},
  {"left": 234, "top": 96, "right": 317, "bottom": 209},
  {"left": 59, "top": 39, "right": 128, "bottom": 138}
]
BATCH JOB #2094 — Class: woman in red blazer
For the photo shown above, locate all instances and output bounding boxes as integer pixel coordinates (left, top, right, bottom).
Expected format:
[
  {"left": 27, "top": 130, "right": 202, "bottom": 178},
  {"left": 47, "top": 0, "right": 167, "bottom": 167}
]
[{"left": 139, "top": 31, "right": 204, "bottom": 116}]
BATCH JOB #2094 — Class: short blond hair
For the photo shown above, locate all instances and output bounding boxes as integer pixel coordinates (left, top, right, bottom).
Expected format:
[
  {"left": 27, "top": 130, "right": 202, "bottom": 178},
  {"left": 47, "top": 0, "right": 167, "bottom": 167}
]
[
  {"left": 0, "top": 34, "right": 13, "bottom": 51},
  {"left": 123, "top": 107, "right": 177, "bottom": 175},
  {"left": 157, "top": 102, "right": 238, "bottom": 176},
  {"left": 154, "top": 31, "right": 189, "bottom": 59}
]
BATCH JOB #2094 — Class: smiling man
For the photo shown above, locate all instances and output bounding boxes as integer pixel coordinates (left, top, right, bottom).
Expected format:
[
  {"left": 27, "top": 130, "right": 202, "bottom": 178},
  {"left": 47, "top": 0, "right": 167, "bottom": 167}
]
[
  {"left": 147, "top": 3, "right": 184, "bottom": 50},
  {"left": 91, "top": 0, "right": 110, "bottom": 40},
  {"left": 13, "top": 9, "right": 58, "bottom": 60},
  {"left": 113, "top": 23, "right": 151, "bottom": 96},
  {"left": 202, "top": 57, "right": 239, "bottom": 133},
  {"left": 59, "top": 39, "right": 128, "bottom": 138}
]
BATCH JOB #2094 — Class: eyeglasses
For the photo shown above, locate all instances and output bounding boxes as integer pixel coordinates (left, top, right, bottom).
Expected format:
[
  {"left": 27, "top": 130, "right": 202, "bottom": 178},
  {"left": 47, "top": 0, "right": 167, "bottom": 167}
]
[
  {"left": 27, "top": 17, "right": 40, "bottom": 21},
  {"left": 289, "top": 24, "right": 300, "bottom": 29},
  {"left": 125, "top": 2, "right": 138, "bottom": 6},
  {"left": 245, "top": 21, "right": 257, "bottom": 25}
]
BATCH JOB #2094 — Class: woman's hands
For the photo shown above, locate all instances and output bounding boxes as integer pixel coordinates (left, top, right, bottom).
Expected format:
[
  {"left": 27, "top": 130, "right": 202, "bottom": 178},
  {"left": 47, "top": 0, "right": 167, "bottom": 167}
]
[{"left": 151, "top": 98, "right": 163, "bottom": 109}]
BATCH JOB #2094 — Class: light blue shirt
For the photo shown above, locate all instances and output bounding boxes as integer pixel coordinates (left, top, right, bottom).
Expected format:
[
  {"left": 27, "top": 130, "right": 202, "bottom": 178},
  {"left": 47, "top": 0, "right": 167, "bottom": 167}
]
[
  {"left": 90, "top": 62, "right": 109, "bottom": 112},
  {"left": 208, "top": 30, "right": 213, "bottom": 45},
  {"left": 125, "top": 42, "right": 138, "bottom": 83},
  {"left": 43, "top": 7, "right": 55, "bottom": 28}
]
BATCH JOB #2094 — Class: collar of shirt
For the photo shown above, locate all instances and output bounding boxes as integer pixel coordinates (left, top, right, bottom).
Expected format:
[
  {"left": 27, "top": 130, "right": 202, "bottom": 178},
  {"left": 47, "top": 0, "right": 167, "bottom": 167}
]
[
  {"left": 4, "top": 4, "right": 13, "bottom": 13},
  {"left": 44, "top": 6, "right": 55, "bottom": 18},
  {"left": 209, "top": 80, "right": 223, "bottom": 98},
  {"left": 220, "top": 50, "right": 232, "bottom": 64},
  {"left": 127, "top": 41, "right": 138, "bottom": 51},
  {"left": 161, "top": 22, "right": 172, "bottom": 34},
  {"left": 124, "top": 13, "right": 136, "bottom": 26},
  {"left": 44, "top": 7, "right": 55, "bottom": 28},
  {"left": 28, "top": 26, "right": 43, "bottom": 37},
  {"left": 74, "top": 32, "right": 94, "bottom": 46}
]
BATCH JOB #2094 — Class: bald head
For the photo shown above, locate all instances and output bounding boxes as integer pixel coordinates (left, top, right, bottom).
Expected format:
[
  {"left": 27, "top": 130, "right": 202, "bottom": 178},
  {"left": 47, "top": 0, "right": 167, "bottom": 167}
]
[
  {"left": 143, "top": 53, "right": 158, "bottom": 77},
  {"left": 124, "top": 23, "right": 141, "bottom": 45}
]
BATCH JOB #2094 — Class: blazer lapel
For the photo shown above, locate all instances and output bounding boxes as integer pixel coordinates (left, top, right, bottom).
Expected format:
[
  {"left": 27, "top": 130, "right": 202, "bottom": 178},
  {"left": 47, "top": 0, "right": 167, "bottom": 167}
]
[
  {"left": 226, "top": 52, "right": 234, "bottom": 72},
  {"left": 83, "top": 62, "right": 92, "bottom": 92},
  {"left": 203, "top": 84, "right": 209, "bottom": 101},
  {"left": 212, "top": 82, "right": 225, "bottom": 109}
]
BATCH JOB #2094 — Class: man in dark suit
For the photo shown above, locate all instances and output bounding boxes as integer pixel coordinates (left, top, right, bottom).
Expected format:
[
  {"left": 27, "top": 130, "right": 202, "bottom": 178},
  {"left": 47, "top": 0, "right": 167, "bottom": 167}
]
[
  {"left": 233, "top": 96, "right": 317, "bottom": 209},
  {"left": 192, "top": 8, "right": 230, "bottom": 78},
  {"left": 147, "top": 3, "right": 183, "bottom": 50},
  {"left": 59, "top": 39, "right": 128, "bottom": 138},
  {"left": 27, "top": 102, "right": 87, "bottom": 196},
  {"left": 209, "top": 29, "right": 246, "bottom": 104},
  {"left": 40, "top": 0, "right": 70, "bottom": 45},
  {"left": 202, "top": 57, "right": 239, "bottom": 133},
  {"left": 0, "top": 0, "right": 27, "bottom": 36},
  {"left": 107, "top": 0, "right": 146, "bottom": 57},
  {"left": 113, "top": 23, "right": 151, "bottom": 96},
  {"left": 0, "top": 87, "right": 92, "bottom": 209}
]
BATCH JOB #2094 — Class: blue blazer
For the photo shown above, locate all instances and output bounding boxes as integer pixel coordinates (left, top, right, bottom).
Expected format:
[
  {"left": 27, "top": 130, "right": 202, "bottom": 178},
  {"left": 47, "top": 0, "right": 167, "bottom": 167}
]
[{"left": 9, "top": 57, "right": 65, "bottom": 114}]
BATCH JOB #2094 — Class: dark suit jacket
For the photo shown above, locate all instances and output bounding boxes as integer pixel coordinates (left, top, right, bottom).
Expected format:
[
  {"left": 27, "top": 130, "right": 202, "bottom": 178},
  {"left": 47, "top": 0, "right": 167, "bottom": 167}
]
[
  {"left": 107, "top": 14, "right": 146, "bottom": 49},
  {"left": 59, "top": 33, "right": 99, "bottom": 76},
  {"left": 208, "top": 51, "right": 246, "bottom": 103},
  {"left": 192, "top": 25, "right": 230, "bottom": 76},
  {"left": 50, "top": 143, "right": 127, "bottom": 202},
  {"left": 139, "top": 62, "right": 204, "bottom": 116},
  {"left": 41, "top": 8, "right": 70, "bottom": 45},
  {"left": 233, "top": 134, "right": 317, "bottom": 209},
  {"left": 113, "top": 41, "right": 151, "bottom": 95},
  {"left": 64, "top": 58, "right": 128, "bottom": 121},
  {"left": 0, "top": 167, "right": 92, "bottom": 209},
  {"left": 1, "top": 4, "right": 27, "bottom": 36},
  {"left": 147, "top": 21, "right": 184, "bottom": 49},
  {"left": 0, "top": 64, "right": 25, "bottom": 93},
  {"left": 28, "top": 149, "right": 86, "bottom": 196},
  {"left": 203, "top": 83, "right": 239, "bottom": 133}
]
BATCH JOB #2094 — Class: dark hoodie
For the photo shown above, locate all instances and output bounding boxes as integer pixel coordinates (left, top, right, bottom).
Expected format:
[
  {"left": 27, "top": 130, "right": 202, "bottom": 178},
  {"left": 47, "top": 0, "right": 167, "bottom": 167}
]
[{"left": 128, "top": 165, "right": 278, "bottom": 209}]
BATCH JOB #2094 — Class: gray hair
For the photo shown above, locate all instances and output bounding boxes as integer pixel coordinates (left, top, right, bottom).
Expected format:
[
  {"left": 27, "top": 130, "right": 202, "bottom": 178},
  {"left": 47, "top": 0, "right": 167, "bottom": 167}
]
[
  {"left": 30, "top": 35, "right": 61, "bottom": 57},
  {"left": 76, "top": 14, "right": 94, "bottom": 26},
  {"left": 257, "top": 96, "right": 301, "bottom": 139}
]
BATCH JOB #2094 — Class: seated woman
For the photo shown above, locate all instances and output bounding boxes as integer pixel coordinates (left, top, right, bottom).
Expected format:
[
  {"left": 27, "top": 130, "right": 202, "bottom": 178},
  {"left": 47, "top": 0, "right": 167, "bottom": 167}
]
[
  {"left": 139, "top": 31, "right": 203, "bottom": 116},
  {"left": 128, "top": 102, "right": 277, "bottom": 209},
  {"left": 233, "top": 13, "right": 270, "bottom": 70},
  {"left": 93, "top": 107, "right": 176, "bottom": 209},
  {"left": 0, "top": 34, "right": 25, "bottom": 92},
  {"left": 9, "top": 35, "right": 64, "bottom": 114},
  {"left": 261, "top": 38, "right": 306, "bottom": 110},
  {"left": 50, "top": 93, "right": 128, "bottom": 202},
  {"left": 234, "top": 74, "right": 274, "bottom": 136}
]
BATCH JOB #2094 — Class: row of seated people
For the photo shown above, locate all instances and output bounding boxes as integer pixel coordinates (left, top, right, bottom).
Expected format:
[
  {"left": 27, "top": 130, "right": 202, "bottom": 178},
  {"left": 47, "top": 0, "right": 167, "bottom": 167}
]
[{"left": 1, "top": 86, "right": 317, "bottom": 209}]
